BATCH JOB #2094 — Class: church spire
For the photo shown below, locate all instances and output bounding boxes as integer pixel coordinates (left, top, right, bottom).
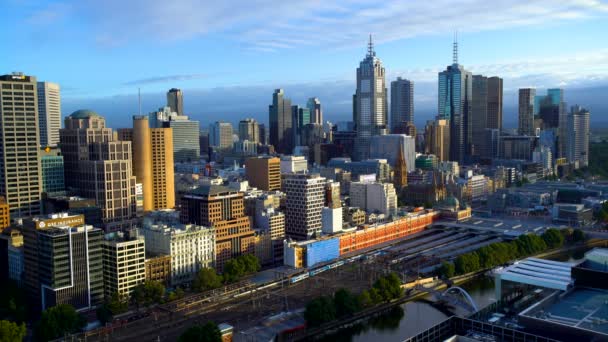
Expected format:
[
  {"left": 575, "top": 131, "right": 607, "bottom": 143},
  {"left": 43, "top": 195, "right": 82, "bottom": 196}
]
[{"left": 394, "top": 146, "right": 408, "bottom": 190}]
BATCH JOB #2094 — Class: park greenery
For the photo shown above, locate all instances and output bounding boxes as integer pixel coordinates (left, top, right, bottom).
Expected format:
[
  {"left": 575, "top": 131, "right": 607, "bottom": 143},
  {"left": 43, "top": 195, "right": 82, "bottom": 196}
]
[
  {"left": 193, "top": 254, "right": 261, "bottom": 292},
  {"left": 132, "top": 280, "right": 166, "bottom": 307},
  {"left": 178, "top": 321, "right": 221, "bottom": 342},
  {"left": 0, "top": 320, "right": 26, "bottom": 342},
  {"left": 304, "top": 273, "right": 403, "bottom": 327},
  {"left": 35, "top": 304, "right": 86, "bottom": 342},
  {"left": 438, "top": 228, "right": 584, "bottom": 277}
]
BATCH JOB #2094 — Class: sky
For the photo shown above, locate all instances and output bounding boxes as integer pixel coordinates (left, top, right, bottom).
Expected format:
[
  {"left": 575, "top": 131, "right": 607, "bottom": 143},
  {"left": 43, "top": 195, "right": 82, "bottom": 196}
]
[{"left": 2, "top": 0, "right": 608, "bottom": 129}]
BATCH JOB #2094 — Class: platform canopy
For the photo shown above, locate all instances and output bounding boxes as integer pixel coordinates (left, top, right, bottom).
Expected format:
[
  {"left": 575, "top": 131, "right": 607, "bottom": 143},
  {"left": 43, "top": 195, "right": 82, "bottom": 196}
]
[{"left": 495, "top": 257, "right": 574, "bottom": 291}]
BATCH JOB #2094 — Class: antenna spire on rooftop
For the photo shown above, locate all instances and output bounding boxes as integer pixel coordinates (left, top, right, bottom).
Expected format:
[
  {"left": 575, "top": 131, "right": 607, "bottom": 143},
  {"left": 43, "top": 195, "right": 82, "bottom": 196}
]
[
  {"left": 453, "top": 30, "right": 458, "bottom": 64},
  {"left": 138, "top": 88, "right": 142, "bottom": 116},
  {"left": 367, "top": 33, "right": 375, "bottom": 57}
]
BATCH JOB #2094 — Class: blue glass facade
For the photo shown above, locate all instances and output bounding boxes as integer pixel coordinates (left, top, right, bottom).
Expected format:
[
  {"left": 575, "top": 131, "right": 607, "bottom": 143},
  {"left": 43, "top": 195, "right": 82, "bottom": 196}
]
[{"left": 41, "top": 155, "right": 65, "bottom": 194}]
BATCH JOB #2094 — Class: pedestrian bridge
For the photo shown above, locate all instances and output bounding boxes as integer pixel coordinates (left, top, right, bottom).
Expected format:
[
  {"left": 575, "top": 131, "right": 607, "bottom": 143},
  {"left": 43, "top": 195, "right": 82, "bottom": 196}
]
[{"left": 415, "top": 284, "right": 479, "bottom": 313}]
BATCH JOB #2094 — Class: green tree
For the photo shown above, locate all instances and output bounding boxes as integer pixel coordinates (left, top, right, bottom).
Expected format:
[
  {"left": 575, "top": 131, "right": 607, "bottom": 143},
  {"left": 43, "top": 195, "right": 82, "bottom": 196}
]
[
  {"left": 372, "top": 273, "right": 403, "bottom": 302},
  {"left": 35, "top": 304, "right": 86, "bottom": 342},
  {"left": 333, "top": 288, "right": 360, "bottom": 317},
  {"left": 0, "top": 281, "right": 26, "bottom": 323},
  {"left": 192, "top": 268, "right": 222, "bottom": 292},
  {"left": 178, "top": 321, "right": 221, "bottom": 342},
  {"left": 132, "top": 281, "right": 165, "bottom": 307},
  {"left": 454, "top": 253, "right": 480, "bottom": 274},
  {"left": 0, "top": 320, "right": 26, "bottom": 342},
  {"left": 357, "top": 290, "right": 372, "bottom": 308},
  {"left": 542, "top": 228, "right": 565, "bottom": 249},
  {"left": 437, "top": 261, "right": 455, "bottom": 278},
  {"left": 368, "top": 288, "right": 383, "bottom": 304},
  {"left": 304, "top": 296, "right": 336, "bottom": 327}
]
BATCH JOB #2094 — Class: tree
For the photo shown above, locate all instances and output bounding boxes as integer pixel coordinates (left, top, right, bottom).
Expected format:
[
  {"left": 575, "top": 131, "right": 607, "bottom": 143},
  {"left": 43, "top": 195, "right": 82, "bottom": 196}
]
[
  {"left": 0, "top": 320, "right": 26, "bottom": 342},
  {"left": 368, "top": 288, "right": 383, "bottom": 305},
  {"left": 0, "top": 281, "right": 26, "bottom": 323},
  {"left": 437, "top": 261, "right": 455, "bottom": 278},
  {"left": 333, "top": 289, "right": 360, "bottom": 317},
  {"left": 304, "top": 296, "right": 336, "bottom": 327},
  {"left": 35, "top": 304, "right": 86, "bottom": 342},
  {"left": 542, "top": 228, "right": 565, "bottom": 249},
  {"left": 178, "top": 321, "right": 221, "bottom": 342},
  {"left": 222, "top": 255, "right": 261, "bottom": 283},
  {"left": 132, "top": 281, "right": 165, "bottom": 307},
  {"left": 358, "top": 290, "right": 372, "bottom": 308},
  {"left": 454, "top": 253, "right": 480, "bottom": 274},
  {"left": 192, "top": 268, "right": 222, "bottom": 292},
  {"left": 372, "top": 273, "right": 403, "bottom": 302}
]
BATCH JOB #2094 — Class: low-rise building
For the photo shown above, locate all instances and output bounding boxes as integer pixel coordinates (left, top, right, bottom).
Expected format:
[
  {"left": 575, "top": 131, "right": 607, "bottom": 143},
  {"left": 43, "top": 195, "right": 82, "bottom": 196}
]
[{"left": 145, "top": 254, "right": 171, "bottom": 286}]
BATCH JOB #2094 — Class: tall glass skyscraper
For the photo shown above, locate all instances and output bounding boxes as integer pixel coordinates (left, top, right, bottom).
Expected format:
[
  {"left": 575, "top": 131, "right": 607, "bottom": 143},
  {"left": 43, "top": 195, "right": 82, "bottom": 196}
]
[
  {"left": 390, "top": 77, "right": 414, "bottom": 134},
  {"left": 438, "top": 39, "right": 472, "bottom": 164},
  {"left": 269, "top": 89, "right": 293, "bottom": 154},
  {"left": 353, "top": 35, "right": 388, "bottom": 161}
]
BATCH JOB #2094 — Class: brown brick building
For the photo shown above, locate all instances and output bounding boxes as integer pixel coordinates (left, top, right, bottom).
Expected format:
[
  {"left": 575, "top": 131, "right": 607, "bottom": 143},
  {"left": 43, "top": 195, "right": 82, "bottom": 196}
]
[
  {"left": 245, "top": 156, "right": 281, "bottom": 191},
  {"left": 180, "top": 185, "right": 255, "bottom": 270}
]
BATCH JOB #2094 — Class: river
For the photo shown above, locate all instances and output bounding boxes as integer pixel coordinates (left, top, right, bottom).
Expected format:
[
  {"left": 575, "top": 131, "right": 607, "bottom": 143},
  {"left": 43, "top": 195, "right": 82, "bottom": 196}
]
[{"left": 318, "top": 245, "right": 595, "bottom": 342}]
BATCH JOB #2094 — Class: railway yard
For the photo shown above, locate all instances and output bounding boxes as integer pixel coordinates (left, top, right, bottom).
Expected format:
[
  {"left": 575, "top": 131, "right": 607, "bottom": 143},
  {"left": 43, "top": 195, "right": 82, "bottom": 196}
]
[{"left": 80, "top": 223, "right": 520, "bottom": 341}]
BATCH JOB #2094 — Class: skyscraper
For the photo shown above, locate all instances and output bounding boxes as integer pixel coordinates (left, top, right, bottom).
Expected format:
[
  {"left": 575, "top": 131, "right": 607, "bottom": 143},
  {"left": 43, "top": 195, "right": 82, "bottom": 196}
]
[
  {"left": 238, "top": 118, "right": 260, "bottom": 143},
  {"left": 518, "top": 88, "right": 536, "bottom": 136},
  {"left": 568, "top": 105, "right": 590, "bottom": 167},
  {"left": 438, "top": 38, "right": 472, "bottom": 164},
  {"left": 37, "top": 82, "right": 61, "bottom": 147},
  {"left": 390, "top": 77, "right": 414, "bottom": 133},
  {"left": 292, "top": 105, "right": 311, "bottom": 147},
  {"left": 536, "top": 89, "right": 567, "bottom": 158},
  {"left": 487, "top": 77, "right": 503, "bottom": 132},
  {"left": 126, "top": 116, "right": 175, "bottom": 212},
  {"left": 269, "top": 89, "right": 293, "bottom": 154},
  {"left": 307, "top": 97, "right": 323, "bottom": 125},
  {"left": 209, "top": 121, "right": 234, "bottom": 150},
  {"left": 0, "top": 73, "right": 43, "bottom": 217},
  {"left": 60, "top": 110, "right": 137, "bottom": 232},
  {"left": 424, "top": 119, "right": 450, "bottom": 162},
  {"left": 283, "top": 173, "right": 326, "bottom": 240},
  {"left": 471, "top": 75, "right": 488, "bottom": 157},
  {"left": 149, "top": 107, "right": 200, "bottom": 163},
  {"left": 166, "top": 88, "right": 184, "bottom": 116},
  {"left": 353, "top": 35, "right": 388, "bottom": 161}
]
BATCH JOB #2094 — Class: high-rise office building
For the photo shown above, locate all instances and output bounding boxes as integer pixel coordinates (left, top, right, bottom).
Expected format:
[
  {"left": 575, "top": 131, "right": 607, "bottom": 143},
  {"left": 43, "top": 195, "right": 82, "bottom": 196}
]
[
  {"left": 22, "top": 214, "right": 103, "bottom": 312},
  {"left": 149, "top": 107, "right": 200, "bottom": 163},
  {"left": 37, "top": 82, "right": 61, "bottom": 147},
  {"left": 40, "top": 147, "right": 65, "bottom": 195},
  {"left": 209, "top": 121, "right": 234, "bottom": 150},
  {"left": 166, "top": 88, "right": 184, "bottom": 116},
  {"left": 536, "top": 89, "right": 567, "bottom": 158},
  {"left": 518, "top": 88, "right": 536, "bottom": 136},
  {"left": 390, "top": 77, "right": 414, "bottom": 133},
  {"left": 487, "top": 77, "right": 503, "bottom": 132},
  {"left": 293, "top": 105, "right": 311, "bottom": 146},
  {"left": 353, "top": 36, "right": 388, "bottom": 161},
  {"left": 245, "top": 156, "right": 281, "bottom": 191},
  {"left": 60, "top": 110, "right": 137, "bottom": 232},
  {"left": 307, "top": 97, "right": 323, "bottom": 125},
  {"left": 471, "top": 75, "right": 503, "bottom": 157},
  {"left": 424, "top": 119, "right": 450, "bottom": 162},
  {"left": 0, "top": 73, "right": 43, "bottom": 217},
  {"left": 349, "top": 181, "right": 397, "bottom": 215},
  {"left": 102, "top": 230, "right": 146, "bottom": 299},
  {"left": 369, "top": 134, "right": 415, "bottom": 172},
  {"left": 283, "top": 173, "right": 326, "bottom": 240},
  {"left": 238, "top": 118, "right": 260, "bottom": 143},
  {"left": 123, "top": 116, "right": 176, "bottom": 211},
  {"left": 269, "top": 89, "right": 293, "bottom": 154},
  {"left": 438, "top": 39, "right": 472, "bottom": 164},
  {"left": 568, "top": 105, "right": 590, "bottom": 167},
  {"left": 180, "top": 185, "right": 255, "bottom": 270}
]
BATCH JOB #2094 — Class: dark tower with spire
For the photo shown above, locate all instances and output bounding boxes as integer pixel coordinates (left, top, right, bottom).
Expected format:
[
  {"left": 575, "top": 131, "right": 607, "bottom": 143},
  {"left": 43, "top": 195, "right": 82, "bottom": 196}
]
[{"left": 394, "top": 145, "right": 408, "bottom": 190}]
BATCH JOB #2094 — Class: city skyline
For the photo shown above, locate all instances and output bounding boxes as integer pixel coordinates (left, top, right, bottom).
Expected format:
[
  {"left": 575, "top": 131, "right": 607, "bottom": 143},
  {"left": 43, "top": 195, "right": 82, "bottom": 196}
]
[{"left": 2, "top": 1, "right": 608, "bottom": 128}]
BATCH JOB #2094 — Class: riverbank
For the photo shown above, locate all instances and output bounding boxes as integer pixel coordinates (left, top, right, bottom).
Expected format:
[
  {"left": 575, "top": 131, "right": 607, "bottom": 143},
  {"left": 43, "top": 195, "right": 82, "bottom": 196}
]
[{"left": 298, "top": 239, "right": 604, "bottom": 340}]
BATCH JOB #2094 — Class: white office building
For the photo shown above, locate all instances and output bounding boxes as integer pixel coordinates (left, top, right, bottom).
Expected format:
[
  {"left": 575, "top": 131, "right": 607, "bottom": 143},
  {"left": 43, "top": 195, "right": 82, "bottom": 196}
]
[{"left": 280, "top": 155, "right": 308, "bottom": 174}]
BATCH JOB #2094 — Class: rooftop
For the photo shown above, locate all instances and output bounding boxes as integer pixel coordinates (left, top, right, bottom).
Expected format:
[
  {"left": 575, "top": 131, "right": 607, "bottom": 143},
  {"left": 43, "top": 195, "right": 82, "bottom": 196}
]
[
  {"left": 69, "top": 109, "right": 101, "bottom": 119},
  {"left": 496, "top": 257, "right": 575, "bottom": 291},
  {"left": 187, "top": 184, "right": 237, "bottom": 197}
]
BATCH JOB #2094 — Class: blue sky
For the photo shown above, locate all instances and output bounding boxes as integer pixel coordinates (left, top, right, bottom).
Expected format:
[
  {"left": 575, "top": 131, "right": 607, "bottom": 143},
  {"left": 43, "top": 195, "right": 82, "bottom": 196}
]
[{"left": 2, "top": 0, "right": 608, "bottom": 128}]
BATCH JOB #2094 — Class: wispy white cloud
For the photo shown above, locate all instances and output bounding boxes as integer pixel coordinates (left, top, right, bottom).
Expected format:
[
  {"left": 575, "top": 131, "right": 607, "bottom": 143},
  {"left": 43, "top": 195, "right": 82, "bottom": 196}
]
[
  {"left": 57, "top": 0, "right": 608, "bottom": 50},
  {"left": 123, "top": 74, "right": 209, "bottom": 86}
]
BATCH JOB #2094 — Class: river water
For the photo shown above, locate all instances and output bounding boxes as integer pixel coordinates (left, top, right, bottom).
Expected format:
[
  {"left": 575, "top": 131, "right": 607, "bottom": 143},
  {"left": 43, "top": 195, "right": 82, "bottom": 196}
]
[{"left": 319, "top": 246, "right": 594, "bottom": 342}]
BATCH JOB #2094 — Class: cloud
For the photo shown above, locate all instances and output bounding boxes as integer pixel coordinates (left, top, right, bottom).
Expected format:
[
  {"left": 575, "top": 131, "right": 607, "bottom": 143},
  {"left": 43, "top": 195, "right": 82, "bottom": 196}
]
[
  {"left": 61, "top": 0, "right": 608, "bottom": 50},
  {"left": 123, "top": 74, "right": 209, "bottom": 86}
]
